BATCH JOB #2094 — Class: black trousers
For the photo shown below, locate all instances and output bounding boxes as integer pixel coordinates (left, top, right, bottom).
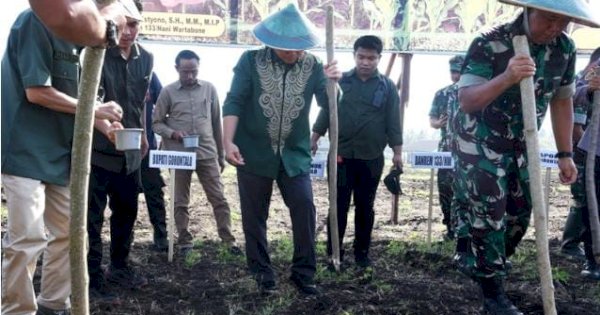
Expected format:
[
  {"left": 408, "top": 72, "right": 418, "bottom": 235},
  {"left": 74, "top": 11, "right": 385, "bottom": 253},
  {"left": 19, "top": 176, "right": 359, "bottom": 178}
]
[
  {"left": 87, "top": 165, "right": 140, "bottom": 280},
  {"left": 327, "top": 155, "right": 384, "bottom": 260},
  {"left": 575, "top": 149, "right": 600, "bottom": 262},
  {"left": 141, "top": 155, "right": 167, "bottom": 239},
  {"left": 237, "top": 168, "right": 316, "bottom": 284}
]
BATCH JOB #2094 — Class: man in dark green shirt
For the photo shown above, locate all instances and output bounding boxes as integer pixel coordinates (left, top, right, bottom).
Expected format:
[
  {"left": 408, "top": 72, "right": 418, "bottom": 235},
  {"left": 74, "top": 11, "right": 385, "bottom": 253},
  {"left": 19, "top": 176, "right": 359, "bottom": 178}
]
[
  {"left": 311, "top": 35, "right": 402, "bottom": 268},
  {"left": 1, "top": 9, "right": 122, "bottom": 315},
  {"left": 223, "top": 3, "right": 340, "bottom": 295}
]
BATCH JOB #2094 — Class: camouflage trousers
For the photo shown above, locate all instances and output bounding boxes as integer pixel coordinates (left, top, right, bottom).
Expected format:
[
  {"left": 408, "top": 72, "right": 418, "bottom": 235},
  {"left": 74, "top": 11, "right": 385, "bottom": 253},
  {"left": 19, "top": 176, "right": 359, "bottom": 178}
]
[
  {"left": 454, "top": 154, "right": 532, "bottom": 278},
  {"left": 437, "top": 168, "right": 454, "bottom": 227},
  {"left": 572, "top": 149, "right": 600, "bottom": 261},
  {"left": 562, "top": 149, "right": 587, "bottom": 248}
]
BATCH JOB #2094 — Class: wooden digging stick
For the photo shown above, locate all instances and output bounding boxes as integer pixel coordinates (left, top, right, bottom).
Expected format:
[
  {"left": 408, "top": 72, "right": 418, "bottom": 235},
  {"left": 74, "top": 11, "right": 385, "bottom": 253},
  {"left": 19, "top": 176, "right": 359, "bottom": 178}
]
[
  {"left": 70, "top": 46, "right": 107, "bottom": 315},
  {"left": 513, "top": 35, "right": 556, "bottom": 315},
  {"left": 586, "top": 90, "right": 600, "bottom": 256},
  {"left": 325, "top": 5, "right": 340, "bottom": 271}
]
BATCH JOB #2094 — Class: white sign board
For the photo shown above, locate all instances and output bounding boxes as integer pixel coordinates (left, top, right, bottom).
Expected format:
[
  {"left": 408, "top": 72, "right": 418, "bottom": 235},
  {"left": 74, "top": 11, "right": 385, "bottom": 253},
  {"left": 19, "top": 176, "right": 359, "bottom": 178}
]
[
  {"left": 310, "top": 160, "right": 326, "bottom": 178},
  {"left": 539, "top": 150, "right": 558, "bottom": 169},
  {"left": 149, "top": 150, "right": 196, "bottom": 170},
  {"left": 411, "top": 152, "right": 454, "bottom": 169}
]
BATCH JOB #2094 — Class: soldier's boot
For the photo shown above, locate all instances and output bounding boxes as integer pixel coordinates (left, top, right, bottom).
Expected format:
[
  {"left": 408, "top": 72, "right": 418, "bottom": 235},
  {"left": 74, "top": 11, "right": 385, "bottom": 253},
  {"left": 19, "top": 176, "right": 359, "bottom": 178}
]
[
  {"left": 560, "top": 208, "right": 585, "bottom": 260},
  {"left": 480, "top": 277, "right": 523, "bottom": 315},
  {"left": 581, "top": 244, "right": 600, "bottom": 281}
]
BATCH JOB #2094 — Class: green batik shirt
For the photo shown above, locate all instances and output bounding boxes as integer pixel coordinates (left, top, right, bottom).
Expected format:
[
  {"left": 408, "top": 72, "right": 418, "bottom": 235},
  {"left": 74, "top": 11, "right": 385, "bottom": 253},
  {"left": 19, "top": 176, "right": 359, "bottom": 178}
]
[
  {"left": 455, "top": 13, "right": 576, "bottom": 174},
  {"left": 429, "top": 83, "right": 457, "bottom": 151},
  {"left": 312, "top": 69, "right": 402, "bottom": 160},
  {"left": 222, "top": 47, "right": 329, "bottom": 179}
]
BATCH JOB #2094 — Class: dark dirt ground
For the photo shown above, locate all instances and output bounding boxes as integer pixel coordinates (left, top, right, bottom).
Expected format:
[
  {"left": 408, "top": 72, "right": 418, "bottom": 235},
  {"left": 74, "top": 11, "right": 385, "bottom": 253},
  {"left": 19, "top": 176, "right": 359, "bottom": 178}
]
[{"left": 4, "top": 167, "right": 600, "bottom": 314}]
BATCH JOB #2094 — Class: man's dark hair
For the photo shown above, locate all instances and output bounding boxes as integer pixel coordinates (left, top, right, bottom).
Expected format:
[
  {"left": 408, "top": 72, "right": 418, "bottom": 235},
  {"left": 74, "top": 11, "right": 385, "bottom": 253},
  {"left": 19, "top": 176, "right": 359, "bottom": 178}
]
[
  {"left": 354, "top": 35, "right": 383, "bottom": 55},
  {"left": 175, "top": 50, "right": 200, "bottom": 66},
  {"left": 591, "top": 47, "right": 600, "bottom": 64},
  {"left": 133, "top": 0, "right": 143, "bottom": 13}
]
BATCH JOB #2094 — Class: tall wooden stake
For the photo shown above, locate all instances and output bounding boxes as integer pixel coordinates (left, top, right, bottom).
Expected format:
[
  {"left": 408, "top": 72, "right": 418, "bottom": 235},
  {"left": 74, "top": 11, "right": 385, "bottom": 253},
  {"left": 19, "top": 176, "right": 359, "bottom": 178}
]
[
  {"left": 69, "top": 46, "right": 106, "bottom": 315},
  {"left": 325, "top": 5, "right": 340, "bottom": 271},
  {"left": 586, "top": 90, "right": 600, "bottom": 256},
  {"left": 513, "top": 35, "right": 556, "bottom": 315},
  {"left": 427, "top": 169, "right": 435, "bottom": 246}
]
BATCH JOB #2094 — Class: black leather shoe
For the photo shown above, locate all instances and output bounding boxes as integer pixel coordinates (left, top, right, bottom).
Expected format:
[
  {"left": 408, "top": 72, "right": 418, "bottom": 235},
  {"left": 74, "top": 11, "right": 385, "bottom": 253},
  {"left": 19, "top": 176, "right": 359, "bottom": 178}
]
[
  {"left": 290, "top": 274, "right": 320, "bottom": 295},
  {"left": 561, "top": 246, "right": 586, "bottom": 261},
  {"left": 581, "top": 260, "right": 600, "bottom": 281},
  {"left": 355, "top": 256, "right": 372, "bottom": 268},
  {"left": 258, "top": 280, "right": 278, "bottom": 296}
]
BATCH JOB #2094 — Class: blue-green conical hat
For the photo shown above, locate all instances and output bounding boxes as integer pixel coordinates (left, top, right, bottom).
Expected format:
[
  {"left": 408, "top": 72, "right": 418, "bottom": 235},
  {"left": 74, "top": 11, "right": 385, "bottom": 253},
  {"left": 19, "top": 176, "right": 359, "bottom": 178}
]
[
  {"left": 498, "top": 0, "right": 600, "bottom": 27},
  {"left": 253, "top": 3, "right": 322, "bottom": 50}
]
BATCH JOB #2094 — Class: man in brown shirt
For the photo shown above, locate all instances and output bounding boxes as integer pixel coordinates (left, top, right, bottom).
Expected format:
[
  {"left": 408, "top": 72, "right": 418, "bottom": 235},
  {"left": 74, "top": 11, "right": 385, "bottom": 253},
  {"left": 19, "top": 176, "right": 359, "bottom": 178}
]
[{"left": 153, "top": 50, "right": 238, "bottom": 254}]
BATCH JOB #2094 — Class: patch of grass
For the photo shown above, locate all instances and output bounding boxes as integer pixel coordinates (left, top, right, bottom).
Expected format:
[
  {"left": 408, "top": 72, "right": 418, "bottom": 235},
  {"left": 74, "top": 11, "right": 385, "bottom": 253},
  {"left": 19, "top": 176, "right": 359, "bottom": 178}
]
[
  {"left": 552, "top": 266, "right": 570, "bottom": 283},
  {"left": 271, "top": 238, "right": 293, "bottom": 264},
  {"left": 183, "top": 250, "right": 202, "bottom": 268},
  {"left": 314, "top": 263, "right": 353, "bottom": 282},
  {"left": 216, "top": 243, "right": 245, "bottom": 264},
  {"left": 255, "top": 291, "right": 295, "bottom": 315},
  {"left": 193, "top": 239, "right": 205, "bottom": 249},
  {"left": 511, "top": 243, "right": 538, "bottom": 280},
  {"left": 315, "top": 241, "right": 327, "bottom": 256},
  {"left": 386, "top": 240, "right": 408, "bottom": 256}
]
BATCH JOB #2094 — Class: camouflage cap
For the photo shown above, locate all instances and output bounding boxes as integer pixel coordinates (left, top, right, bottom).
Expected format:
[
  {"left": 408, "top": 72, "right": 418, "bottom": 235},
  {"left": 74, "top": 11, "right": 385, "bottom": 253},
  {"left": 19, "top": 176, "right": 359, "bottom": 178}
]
[
  {"left": 498, "top": 0, "right": 600, "bottom": 28},
  {"left": 449, "top": 55, "right": 465, "bottom": 72},
  {"left": 252, "top": 3, "right": 322, "bottom": 50}
]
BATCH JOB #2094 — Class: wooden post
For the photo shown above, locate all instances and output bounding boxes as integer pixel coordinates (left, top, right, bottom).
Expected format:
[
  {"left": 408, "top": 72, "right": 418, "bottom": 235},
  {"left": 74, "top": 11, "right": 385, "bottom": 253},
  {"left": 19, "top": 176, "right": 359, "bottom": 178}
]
[
  {"left": 513, "top": 35, "right": 556, "bottom": 315},
  {"left": 168, "top": 169, "right": 176, "bottom": 262},
  {"left": 325, "top": 5, "right": 341, "bottom": 272},
  {"left": 391, "top": 190, "right": 400, "bottom": 224},
  {"left": 586, "top": 90, "right": 600, "bottom": 256},
  {"left": 545, "top": 167, "right": 551, "bottom": 212},
  {"left": 385, "top": 53, "right": 397, "bottom": 77},
  {"left": 69, "top": 46, "right": 106, "bottom": 315},
  {"left": 427, "top": 169, "right": 435, "bottom": 246}
]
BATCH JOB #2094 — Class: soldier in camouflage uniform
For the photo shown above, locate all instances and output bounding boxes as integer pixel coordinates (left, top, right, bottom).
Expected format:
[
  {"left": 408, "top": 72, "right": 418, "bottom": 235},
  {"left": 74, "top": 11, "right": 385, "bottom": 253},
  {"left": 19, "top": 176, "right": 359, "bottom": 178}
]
[
  {"left": 429, "top": 55, "right": 464, "bottom": 240},
  {"left": 560, "top": 48, "right": 600, "bottom": 261},
  {"left": 568, "top": 52, "right": 600, "bottom": 280},
  {"left": 453, "top": 0, "right": 599, "bottom": 312}
]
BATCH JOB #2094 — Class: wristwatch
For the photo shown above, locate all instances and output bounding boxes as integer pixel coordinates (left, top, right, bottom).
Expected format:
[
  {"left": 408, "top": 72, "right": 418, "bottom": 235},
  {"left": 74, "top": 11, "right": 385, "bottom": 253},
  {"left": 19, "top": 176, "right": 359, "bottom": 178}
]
[
  {"left": 105, "top": 19, "right": 118, "bottom": 48},
  {"left": 555, "top": 151, "right": 573, "bottom": 159}
]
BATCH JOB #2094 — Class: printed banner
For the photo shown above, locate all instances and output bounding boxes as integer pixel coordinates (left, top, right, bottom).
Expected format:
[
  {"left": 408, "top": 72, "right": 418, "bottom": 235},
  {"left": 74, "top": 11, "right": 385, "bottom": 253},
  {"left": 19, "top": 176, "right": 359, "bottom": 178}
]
[{"left": 139, "top": 0, "right": 598, "bottom": 52}]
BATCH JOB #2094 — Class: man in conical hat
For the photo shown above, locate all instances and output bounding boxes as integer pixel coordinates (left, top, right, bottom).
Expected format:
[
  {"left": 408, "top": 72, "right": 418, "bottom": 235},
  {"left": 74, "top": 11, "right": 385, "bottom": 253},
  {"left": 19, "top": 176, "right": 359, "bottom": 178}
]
[
  {"left": 454, "top": 0, "right": 599, "bottom": 314},
  {"left": 222, "top": 3, "right": 340, "bottom": 295}
]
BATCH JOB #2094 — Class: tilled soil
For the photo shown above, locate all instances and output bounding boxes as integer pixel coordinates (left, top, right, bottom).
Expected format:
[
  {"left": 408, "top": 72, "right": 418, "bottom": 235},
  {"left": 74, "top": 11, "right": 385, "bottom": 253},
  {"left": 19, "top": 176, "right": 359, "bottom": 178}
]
[{"left": 5, "top": 168, "right": 600, "bottom": 314}]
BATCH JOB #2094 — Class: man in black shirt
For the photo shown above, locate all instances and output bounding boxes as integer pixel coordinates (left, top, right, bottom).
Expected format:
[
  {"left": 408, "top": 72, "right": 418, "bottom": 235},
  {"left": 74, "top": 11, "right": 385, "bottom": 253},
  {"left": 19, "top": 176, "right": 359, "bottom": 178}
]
[{"left": 87, "top": 0, "right": 153, "bottom": 298}]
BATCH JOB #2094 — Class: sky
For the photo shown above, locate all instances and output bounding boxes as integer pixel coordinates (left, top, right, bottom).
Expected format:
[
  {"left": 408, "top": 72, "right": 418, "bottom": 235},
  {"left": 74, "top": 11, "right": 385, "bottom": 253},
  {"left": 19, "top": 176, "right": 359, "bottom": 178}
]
[{"left": 0, "top": 0, "right": 591, "bottom": 151}]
